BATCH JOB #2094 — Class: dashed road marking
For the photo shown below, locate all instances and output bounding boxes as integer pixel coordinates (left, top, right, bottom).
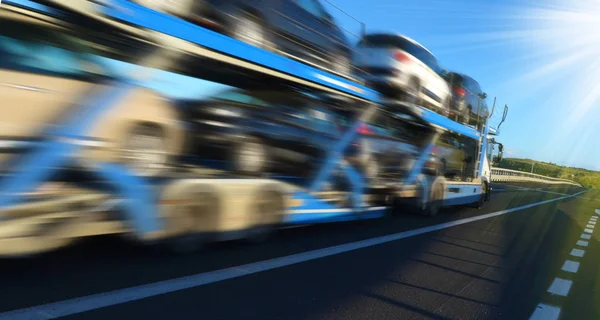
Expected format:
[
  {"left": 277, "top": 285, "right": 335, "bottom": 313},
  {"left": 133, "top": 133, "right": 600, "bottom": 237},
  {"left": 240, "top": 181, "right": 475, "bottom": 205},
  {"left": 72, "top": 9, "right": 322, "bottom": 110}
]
[
  {"left": 529, "top": 303, "right": 561, "bottom": 320},
  {"left": 547, "top": 278, "right": 572, "bottom": 296},
  {"left": 530, "top": 207, "right": 597, "bottom": 319},
  {"left": 561, "top": 260, "right": 580, "bottom": 273},
  {"left": 571, "top": 248, "right": 585, "bottom": 257},
  {"left": 576, "top": 240, "right": 589, "bottom": 247}
]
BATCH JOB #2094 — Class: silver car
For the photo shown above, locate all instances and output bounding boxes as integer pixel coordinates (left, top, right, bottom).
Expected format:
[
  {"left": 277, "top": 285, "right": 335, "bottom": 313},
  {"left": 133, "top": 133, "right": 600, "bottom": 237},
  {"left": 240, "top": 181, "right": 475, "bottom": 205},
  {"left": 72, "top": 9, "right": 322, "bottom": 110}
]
[{"left": 352, "top": 33, "right": 451, "bottom": 116}]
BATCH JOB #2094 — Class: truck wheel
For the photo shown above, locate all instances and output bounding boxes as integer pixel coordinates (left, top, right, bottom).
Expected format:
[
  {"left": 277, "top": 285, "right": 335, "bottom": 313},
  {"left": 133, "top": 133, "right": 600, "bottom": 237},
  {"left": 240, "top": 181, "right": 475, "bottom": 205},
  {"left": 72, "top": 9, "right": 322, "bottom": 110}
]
[
  {"left": 425, "top": 178, "right": 444, "bottom": 216},
  {"left": 164, "top": 192, "right": 216, "bottom": 254},
  {"left": 332, "top": 50, "right": 351, "bottom": 76},
  {"left": 364, "top": 156, "right": 380, "bottom": 182},
  {"left": 233, "top": 137, "right": 268, "bottom": 176},
  {"left": 122, "top": 123, "right": 168, "bottom": 177},
  {"left": 471, "top": 182, "right": 486, "bottom": 209},
  {"left": 413, "top": 175, "right": 444, "bottom": 217},
  {"left": 232, "top": 13, "right": 268, "bottom": 49},
  {"left": 245, "top": 191, "right": 284, "bottom": 244},
  {"left": 484, "top": 181, "right": 491, "bottom": 202}
]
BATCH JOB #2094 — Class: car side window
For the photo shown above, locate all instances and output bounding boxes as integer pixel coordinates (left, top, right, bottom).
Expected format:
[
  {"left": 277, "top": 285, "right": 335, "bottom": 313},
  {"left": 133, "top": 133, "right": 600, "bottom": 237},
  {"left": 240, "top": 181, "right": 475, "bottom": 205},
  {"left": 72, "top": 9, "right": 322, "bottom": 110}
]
[
  {"left": 422, "top": 51, "right": 440, "bottom": 73},
  {"left": 465, "top": 77, "right": 482, "bottom": 96},
  {"left": 386, "top": 118, "right": 405, "bottom": 139},
  {"left": 0, "top": 20, "right": 103, "bottom": 80},
  {"left": 296, "top": 0, "right": 327, "bottom": 19},
  {"left": 473, "top": 81, "right": 483, "bottom": 96},
  {"left": 404, "top": 42, "right": 424, "bottom": 61},
  {"left": 405, "top": 43, "right": 439, "bottom": 73}
]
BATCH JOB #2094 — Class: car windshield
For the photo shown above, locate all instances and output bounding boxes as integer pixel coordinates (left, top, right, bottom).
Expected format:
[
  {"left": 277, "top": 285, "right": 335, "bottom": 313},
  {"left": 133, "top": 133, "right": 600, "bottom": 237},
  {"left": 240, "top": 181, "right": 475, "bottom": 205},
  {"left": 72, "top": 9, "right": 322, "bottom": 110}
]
[
  {"left": 446, "top": 73, "right": 465, "bottom": 87},
  {"left": 212, "top": 89, "right": 259, "bottom": 104},
  {"left": 358, "top": 34, "right": 414, "bottom": 49},
  {"left": 0, "top": 19, "right": 108, "bottom": 78}
]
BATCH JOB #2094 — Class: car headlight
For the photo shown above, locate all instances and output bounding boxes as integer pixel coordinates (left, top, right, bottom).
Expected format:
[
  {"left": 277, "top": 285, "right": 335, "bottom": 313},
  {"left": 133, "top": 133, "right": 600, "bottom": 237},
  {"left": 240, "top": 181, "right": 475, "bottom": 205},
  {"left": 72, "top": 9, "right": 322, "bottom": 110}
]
[{"left": 208, "top": 107, "right": 243, "bottom": 117}]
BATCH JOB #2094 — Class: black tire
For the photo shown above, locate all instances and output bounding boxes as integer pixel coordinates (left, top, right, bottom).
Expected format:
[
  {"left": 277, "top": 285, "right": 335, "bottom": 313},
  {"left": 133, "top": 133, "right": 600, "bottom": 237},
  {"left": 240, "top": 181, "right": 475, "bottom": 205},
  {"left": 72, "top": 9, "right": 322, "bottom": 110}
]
[
  {"left": 122, "top": 123, "right": 168, "bottom": 177},
  {"left": 164, "top": 192, "right": 215, "bottom": 254},
  {"left": 332, "top": 50, "right": 351, "bottom": 77},
  {"left": 245, "top": 191, "right": 283, "bottom": 244},
  {"left": 363, "top": 156, "right": 380, "bottom": 182},
  {"left": 484, "top": 182, "right": 491, "bottom": 202},
  {"left": 231, "top": 12, "right": 273, "bottom": 51},
  {"left": 231, "top": 136, "right": 268, "bottom": 176},
  {"left": 389, "top": 196, "right": 406, "bottom": 216},
  {"left": 471, "top": 182, "right": 486, "bottom": 208},
  {"left": 412, "top": 176, "right": 444, "bottom": 217},
  {"left": 425, "top": 178, "right": 444, "bottom": 217}
]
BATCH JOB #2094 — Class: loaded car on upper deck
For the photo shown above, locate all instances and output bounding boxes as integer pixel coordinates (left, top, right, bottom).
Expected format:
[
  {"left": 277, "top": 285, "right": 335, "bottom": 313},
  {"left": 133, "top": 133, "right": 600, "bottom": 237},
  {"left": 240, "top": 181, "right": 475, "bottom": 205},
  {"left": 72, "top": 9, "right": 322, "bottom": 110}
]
[
  {"left": 352, "top": 33, "right": 452, "bottom": 117},
  {"left": 131, "top": 0, "right": 354, "bottom": 78},
  {"left": 443, "top": 71, "right": 490, "bottom": 127}
]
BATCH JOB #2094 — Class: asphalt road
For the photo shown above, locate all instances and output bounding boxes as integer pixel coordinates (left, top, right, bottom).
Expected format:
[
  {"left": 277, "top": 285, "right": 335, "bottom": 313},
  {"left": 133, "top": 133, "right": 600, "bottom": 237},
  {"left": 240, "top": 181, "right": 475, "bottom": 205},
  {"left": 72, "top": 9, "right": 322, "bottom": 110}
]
[{"left": 0, "top": 183, "right": 598, "bottom": 320}]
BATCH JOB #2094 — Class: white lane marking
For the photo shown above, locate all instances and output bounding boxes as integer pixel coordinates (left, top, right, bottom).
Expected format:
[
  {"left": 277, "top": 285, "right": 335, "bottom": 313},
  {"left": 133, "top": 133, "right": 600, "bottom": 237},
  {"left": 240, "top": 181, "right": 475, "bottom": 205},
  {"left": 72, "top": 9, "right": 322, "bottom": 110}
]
[
  {"left": 586, "top": 224, "right": 595, "bottom": 229},
  {"left": 529, "top": 303, "right": 561, "bottom": 320},
  {"left": 571, "top": 248, "right": 585, "bottom": 257},
  {"left": 547, "top": 278, "right": 572, "bottom": 296},
  {"left": 288, "top": 206, "right": 387, "bottom": 214},
  {"left": 576, "top": 240, "right": 589, "bottom": 247},
  {"left": 581, "top": 234, "right": 592, "bottom": 240},
  {"left": 513, "top": 187, "right": 571, "bottom": 196},
  {"left": 584, "top": 228, "right": 594, "bottom": 233},
  {"left": 591, "top": 216, "right": 598, "bottom": 220},
  {"left": 561, "top": 260, "right": 580, "bottom": 273},
  {"left": 0, "top": 190, "right": 586, "bottom": 320},
  {"left": 588, "top": 221, "right": 596, "bottom": 225}
]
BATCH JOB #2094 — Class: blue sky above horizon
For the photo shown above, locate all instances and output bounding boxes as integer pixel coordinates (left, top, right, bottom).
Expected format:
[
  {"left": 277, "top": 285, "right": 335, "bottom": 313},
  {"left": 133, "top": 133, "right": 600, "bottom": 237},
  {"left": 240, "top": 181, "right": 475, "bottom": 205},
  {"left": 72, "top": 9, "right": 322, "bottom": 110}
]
[
  {"left": 322, "top": 0, "right": 600, "bottom": 171},
  {"left": 132, "top": 0, "right": 600, "bottom": 171}
]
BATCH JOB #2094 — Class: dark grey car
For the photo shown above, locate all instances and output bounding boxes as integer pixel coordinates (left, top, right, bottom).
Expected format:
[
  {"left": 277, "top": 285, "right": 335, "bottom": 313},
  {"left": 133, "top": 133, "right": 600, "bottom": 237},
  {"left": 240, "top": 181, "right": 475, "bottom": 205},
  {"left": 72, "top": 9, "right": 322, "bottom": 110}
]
[{"left": 130, "top": 0, "right": 353, "bottom": 77}]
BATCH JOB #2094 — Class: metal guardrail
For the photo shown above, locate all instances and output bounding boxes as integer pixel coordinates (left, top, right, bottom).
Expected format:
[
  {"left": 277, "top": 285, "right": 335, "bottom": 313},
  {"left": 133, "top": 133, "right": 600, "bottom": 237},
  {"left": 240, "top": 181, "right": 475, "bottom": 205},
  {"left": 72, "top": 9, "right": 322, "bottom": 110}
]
[{"left": 491, "top": 167, "right": 582, "bottom": 187}]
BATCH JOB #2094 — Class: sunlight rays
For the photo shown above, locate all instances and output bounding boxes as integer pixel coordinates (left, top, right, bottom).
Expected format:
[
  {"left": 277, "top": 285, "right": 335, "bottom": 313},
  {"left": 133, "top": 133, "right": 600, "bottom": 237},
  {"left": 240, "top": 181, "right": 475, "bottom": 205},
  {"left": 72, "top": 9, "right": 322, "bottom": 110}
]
[{"left": 405, "top": 0, "right": 600, "bottom": 131}]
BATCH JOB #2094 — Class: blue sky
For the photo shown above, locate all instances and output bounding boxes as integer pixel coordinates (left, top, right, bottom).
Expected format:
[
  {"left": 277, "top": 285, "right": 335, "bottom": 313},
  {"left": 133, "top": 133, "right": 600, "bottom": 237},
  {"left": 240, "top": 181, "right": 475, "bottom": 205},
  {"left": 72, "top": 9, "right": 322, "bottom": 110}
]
[
  {"left": 129, "top": 0, "right": 600, "bottom": 170},
  {"left": 324, "top": 0, "right": 600, "bottom": 170}
]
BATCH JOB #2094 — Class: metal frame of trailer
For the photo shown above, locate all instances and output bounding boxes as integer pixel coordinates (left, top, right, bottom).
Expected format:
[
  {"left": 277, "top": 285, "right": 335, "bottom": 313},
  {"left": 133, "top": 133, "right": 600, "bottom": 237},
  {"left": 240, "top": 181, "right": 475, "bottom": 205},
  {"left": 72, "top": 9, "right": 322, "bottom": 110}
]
[{"left": 0, "top": 0, "right": 502, "bottom": 256}]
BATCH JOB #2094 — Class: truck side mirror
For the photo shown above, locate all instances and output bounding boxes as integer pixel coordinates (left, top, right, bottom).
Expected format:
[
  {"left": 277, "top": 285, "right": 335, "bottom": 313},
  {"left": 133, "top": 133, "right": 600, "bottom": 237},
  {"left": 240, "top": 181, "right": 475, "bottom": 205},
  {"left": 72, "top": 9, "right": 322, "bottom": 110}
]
[{"left": 480, "top": 92, "right": 487, "bottom": 99}]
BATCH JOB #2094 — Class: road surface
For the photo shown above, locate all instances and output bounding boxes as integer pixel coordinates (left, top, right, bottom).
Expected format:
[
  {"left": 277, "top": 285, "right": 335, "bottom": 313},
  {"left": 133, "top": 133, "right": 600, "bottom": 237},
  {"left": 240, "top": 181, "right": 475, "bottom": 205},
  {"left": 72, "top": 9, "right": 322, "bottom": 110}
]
[{"left": 0, "top": 183, "right": 598, "bottom": 320}]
